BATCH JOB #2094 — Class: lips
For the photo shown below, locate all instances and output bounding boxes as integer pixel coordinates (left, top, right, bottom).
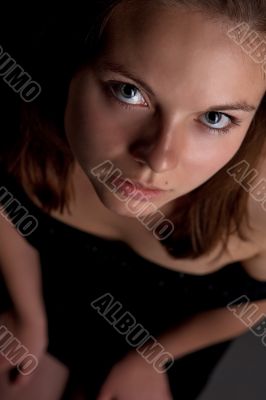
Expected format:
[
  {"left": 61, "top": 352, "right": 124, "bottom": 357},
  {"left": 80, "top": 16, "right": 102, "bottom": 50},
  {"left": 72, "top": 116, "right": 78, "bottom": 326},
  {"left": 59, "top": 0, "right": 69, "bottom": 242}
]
[
  {"left": 131, "top": 180, "right": 164, "bottom": 191},
  {"left": 114, "top": 178, "right": 163, "bottom": 192},
  {"left": 107, "top": 177, "right": 166, "bottom": 203}
]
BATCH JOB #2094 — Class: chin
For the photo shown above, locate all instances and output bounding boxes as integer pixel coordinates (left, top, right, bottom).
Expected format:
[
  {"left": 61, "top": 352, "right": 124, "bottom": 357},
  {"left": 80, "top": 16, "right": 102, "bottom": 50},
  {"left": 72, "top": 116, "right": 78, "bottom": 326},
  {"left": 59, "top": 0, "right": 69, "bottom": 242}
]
[
  {"left": 102, "top": 193, "right": 149, "bottom": 218},
  {"left": 98, "top": 193, "right": 177, "bottom": 242}
]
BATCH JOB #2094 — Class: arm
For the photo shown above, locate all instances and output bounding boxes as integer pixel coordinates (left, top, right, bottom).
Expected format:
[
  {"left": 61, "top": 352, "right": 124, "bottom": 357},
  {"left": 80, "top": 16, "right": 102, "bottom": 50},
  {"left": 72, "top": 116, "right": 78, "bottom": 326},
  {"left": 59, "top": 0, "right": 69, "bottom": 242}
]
[
  {"left": 97, "top": 300, "right": 266, "bottom": 400},
  {"left": 159, "top": 237, "right": 266, "bottom": 359},
  {"left": 158, "top": 300, "right": 266, "bottom": 360},
  {"left": 0, "top": 214, "right": 46, "bottom": 327},
  {"left": 0, "top": 215, "right": 48, "bottom": 385}
]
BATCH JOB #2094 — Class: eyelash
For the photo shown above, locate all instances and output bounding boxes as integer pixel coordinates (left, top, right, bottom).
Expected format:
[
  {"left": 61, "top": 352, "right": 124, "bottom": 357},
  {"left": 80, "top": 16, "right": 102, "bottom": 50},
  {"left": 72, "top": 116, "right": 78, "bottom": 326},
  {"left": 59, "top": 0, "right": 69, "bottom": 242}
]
[
  {"left": 103, "top": 80, "right": 242, "bottom": 135},
  {"left": 203, "top": 117, "right": 241, "bottom": 136},
  {"left": 103, "top": 80, "right": 147, "bottom": 110}
]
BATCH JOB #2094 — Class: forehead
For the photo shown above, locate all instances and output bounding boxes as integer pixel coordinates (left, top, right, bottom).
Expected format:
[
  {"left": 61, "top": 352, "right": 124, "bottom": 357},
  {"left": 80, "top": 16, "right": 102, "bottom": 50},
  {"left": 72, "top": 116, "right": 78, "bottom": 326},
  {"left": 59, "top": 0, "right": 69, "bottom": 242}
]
[{"left": 98, "top": 1, "right": 265, "bottom": 108}]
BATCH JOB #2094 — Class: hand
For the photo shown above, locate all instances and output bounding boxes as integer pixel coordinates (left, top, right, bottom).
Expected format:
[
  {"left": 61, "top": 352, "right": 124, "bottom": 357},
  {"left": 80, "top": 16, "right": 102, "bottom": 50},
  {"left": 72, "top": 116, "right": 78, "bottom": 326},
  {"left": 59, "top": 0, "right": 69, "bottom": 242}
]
[
  {"left": 0, "top": 309, "right": 48, "bottom": 387},
  {"left": 97, "top": 351, "right": 173, "bottom": 400}
]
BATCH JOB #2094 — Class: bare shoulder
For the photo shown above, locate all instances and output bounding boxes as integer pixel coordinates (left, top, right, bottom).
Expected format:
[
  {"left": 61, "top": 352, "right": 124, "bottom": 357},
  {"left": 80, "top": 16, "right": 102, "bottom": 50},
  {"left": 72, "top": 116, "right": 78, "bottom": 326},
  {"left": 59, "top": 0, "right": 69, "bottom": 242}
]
[
  {"left": 241, "top": 151, "right": 266, "bottom": 281},
  {"left": 246, "top": 152, "right": 266, "bottom": 247}
]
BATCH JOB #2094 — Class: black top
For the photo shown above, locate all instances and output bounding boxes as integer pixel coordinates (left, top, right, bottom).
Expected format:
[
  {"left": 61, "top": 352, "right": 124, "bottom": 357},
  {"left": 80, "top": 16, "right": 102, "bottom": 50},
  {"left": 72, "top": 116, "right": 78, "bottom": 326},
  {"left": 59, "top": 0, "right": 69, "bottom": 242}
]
[
  {"left": 0, "top": 161, "right": 265, "bottom": 397},
  {"left": 1, "top": 160, "right": 266, "bottom": 315}
]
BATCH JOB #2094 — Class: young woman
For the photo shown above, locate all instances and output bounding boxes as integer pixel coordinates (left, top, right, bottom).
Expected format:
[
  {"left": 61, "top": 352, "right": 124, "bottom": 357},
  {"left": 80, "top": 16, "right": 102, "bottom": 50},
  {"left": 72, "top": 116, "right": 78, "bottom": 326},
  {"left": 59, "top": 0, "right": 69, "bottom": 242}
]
[{"left": 0, "top": 0, "right": 266, "bottom": 399}]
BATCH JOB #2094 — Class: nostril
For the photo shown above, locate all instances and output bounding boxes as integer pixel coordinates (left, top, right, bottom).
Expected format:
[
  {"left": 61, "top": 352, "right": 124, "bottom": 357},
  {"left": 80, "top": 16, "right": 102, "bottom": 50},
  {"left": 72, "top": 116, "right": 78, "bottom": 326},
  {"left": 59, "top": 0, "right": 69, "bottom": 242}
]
[
  {"left": 130, "top": 149, "right": 147, "bottom": 166},
  {"left": 9, "top": 368, "right": 19, "bottom": 383},
  {"left": 130, "top": 140, "right": 154, "bottom": 163},
  {"left": 135, "top": 158, "right": 147, "bottom": 166}
]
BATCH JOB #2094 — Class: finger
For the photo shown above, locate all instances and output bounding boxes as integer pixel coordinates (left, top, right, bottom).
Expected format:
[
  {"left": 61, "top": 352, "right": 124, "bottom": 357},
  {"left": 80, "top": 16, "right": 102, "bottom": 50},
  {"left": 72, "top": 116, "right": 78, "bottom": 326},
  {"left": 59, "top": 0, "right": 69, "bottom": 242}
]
[
  {"left": 9, "top": 356, "right": 39, "bottom": 387},
  {"left": 10, "top": 369, "right": 34, "bottom": 387},
  {"left": 96, "top": 390, "right": 114, "bottom": 400},
  {"left": 0, "top": 358, "right": 11, "bottom": 373}
]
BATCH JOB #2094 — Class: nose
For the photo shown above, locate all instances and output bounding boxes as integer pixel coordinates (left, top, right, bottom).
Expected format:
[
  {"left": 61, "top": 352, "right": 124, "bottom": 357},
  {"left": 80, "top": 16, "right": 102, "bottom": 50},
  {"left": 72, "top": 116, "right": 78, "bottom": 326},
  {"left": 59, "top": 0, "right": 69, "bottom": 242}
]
[{"left": 129, "top": 115, "right": 183, "bottom": 173}]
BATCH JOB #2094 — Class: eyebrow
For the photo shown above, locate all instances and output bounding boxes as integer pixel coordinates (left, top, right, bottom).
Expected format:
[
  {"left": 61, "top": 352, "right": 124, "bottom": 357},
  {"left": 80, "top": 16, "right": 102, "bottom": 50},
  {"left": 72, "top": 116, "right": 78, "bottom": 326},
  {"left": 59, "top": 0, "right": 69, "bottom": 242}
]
[
  {"left": 99, "top": 61, "right": 257, "bottom": 113},
  {"left": 99, "top": 61, "right": 156, "bottom": 97},
  {"left": 206, "top": 103, "right": 256, "bottom": 113}
]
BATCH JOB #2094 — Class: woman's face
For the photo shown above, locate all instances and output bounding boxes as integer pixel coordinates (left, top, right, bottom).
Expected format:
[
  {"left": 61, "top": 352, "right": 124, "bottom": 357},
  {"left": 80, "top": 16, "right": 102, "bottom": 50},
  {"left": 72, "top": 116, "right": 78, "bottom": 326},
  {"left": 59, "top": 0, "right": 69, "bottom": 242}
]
[{"left": 64, "top": 2, "right": 265, "bottom": 218}]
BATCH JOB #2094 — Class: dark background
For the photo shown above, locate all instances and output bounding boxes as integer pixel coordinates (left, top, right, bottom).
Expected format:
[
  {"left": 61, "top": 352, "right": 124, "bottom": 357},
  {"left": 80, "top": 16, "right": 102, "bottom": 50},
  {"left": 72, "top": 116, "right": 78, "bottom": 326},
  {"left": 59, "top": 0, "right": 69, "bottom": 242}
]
[{"left": 1, "top": 4, "right": 266, "bottom": 399}]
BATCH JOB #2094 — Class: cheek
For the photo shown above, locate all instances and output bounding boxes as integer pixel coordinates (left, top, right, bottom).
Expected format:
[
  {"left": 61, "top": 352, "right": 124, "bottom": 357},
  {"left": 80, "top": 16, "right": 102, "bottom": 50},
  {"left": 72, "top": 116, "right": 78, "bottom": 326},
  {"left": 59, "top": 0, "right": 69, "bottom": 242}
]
[
  {"left": 181, "top": 137, "right": 244, "bottom": 185},
  {"left": 64, "top": 90, "right": 116, "bottom": 165},
  {"left": 65, "top": 79, "right": 137, "bottom": 162}
]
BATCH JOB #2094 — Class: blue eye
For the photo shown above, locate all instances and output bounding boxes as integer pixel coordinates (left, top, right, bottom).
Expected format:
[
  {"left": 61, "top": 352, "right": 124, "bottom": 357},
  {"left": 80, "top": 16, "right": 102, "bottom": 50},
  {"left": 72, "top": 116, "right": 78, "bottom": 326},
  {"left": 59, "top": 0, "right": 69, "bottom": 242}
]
[
  {"left": 107, "top": 82, "right": 147, "bottom": 107},
  {"left": 199, "top": 112, "right": 241, "bottom": 135},
  {"left": 119, "top": 84, "right": 138, "bottom": 100},
  {"left": 201, "top": 112, "right": 230, "bottom": 129}
]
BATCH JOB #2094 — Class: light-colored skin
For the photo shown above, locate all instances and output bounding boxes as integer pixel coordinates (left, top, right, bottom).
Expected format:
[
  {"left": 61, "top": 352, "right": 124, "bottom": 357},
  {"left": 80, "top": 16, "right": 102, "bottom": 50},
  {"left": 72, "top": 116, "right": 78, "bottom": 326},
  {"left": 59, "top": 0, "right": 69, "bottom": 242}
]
[
  {"left": 1, "top": 2, "right": 266, "bottom": 400},
  {"left": 65, "top": 2, "right": 265, "bottom": 219}
]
